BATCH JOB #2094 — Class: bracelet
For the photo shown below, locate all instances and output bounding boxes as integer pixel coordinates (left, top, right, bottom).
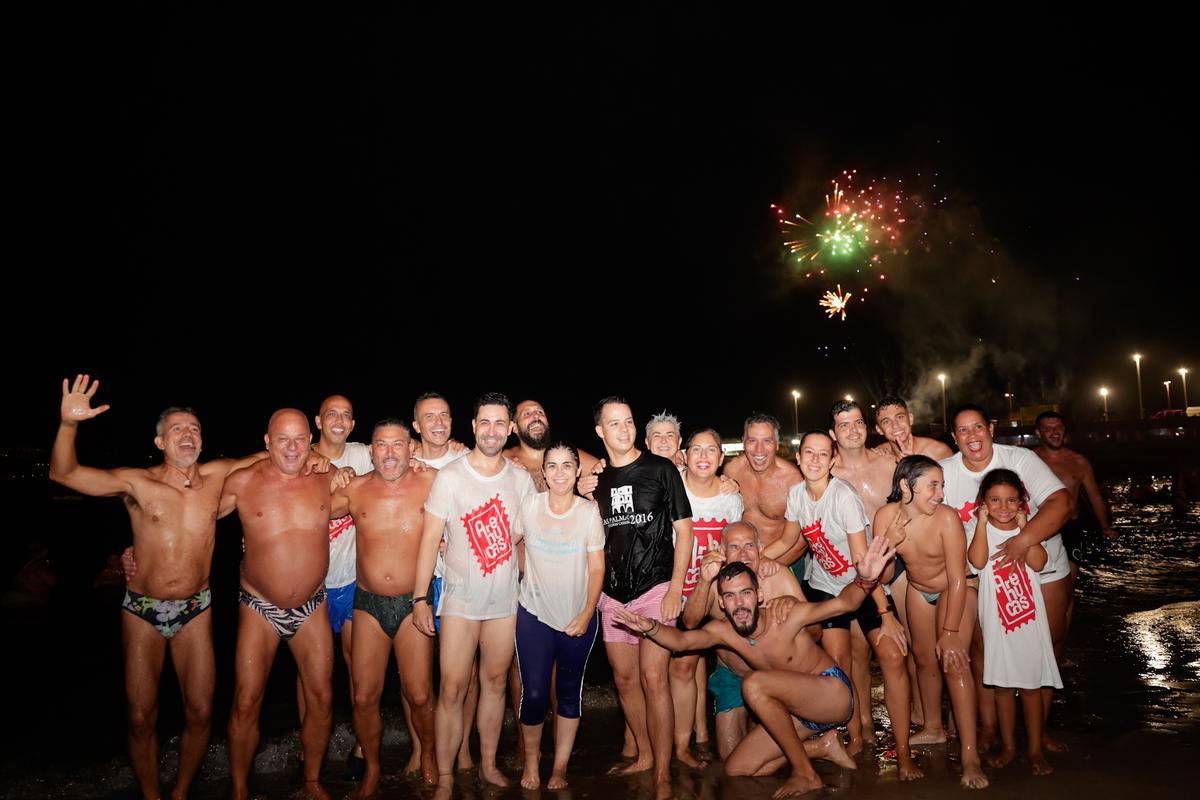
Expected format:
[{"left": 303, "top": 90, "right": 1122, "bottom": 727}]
[
  {"left": 643, "top": 620, "right": 660, "bottom": 639},
  {"left": 413, "top": 595, "right": 428, "bottom": 604},
  {"left": 853, "top": 577, "right": 879, "bottom": 593},
  {"left": 942, "top": 627, "right": 958, "bottom": 633},
  {"left": 878, "top": 608, "right": 892, "bottom": 616}
]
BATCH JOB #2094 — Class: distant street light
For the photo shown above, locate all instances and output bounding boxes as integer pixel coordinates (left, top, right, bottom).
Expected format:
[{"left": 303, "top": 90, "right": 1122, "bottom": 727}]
[
  {"left": 1164, "top": 380, "right": 1173, "bottom": 411},
  {"left": 1133, "top": 354, "right": 1144, "bottom": 420},
  {"left": 791, "top": 390, "right": 801, "bottom": 438},
  {"left": 844, "top": 394, "right": 854, "bottom": 403},
  {"left": 1180, "top": 368, "right": 1190, "bottom": 410},
  {"left": 1004, "top": 392, "right": 1014, "bottom": 417},
  {"left": 938, "top": 374, "right": 947, "bottom": 430},
  {"left": 1099, "top": 387, "right": 1109, "bottom": 421}
]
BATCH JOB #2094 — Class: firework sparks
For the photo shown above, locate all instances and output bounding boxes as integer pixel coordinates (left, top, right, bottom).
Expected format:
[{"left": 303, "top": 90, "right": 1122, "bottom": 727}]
[{"left": 820, "top": 285, "right": 852, "bottom": 321}]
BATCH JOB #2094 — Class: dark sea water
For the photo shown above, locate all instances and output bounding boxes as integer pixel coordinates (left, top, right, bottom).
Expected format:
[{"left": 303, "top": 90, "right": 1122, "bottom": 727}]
[{"left": 2, "top": 473, "right": 1197, "bottom": 799}]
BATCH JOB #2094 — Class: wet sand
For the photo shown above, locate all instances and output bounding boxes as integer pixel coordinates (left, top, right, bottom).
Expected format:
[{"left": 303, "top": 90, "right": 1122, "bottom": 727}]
[{"left": 3, "top": 486, "right": 1197, "bottom": 799}]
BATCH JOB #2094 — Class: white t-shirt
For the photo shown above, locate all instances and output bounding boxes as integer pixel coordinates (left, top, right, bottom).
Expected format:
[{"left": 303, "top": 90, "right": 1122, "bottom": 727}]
[
  {"left": 978, "top": 522, "right": 1063, "bottom": 690},
  {"left": 414, "top": 448, "right": 467, "bottom": 578},
  {"left": 784, "top": 477, "right": 870, "bottom": 596},
  {"left": 424, "top": 456, "right": 534, "bottom": 620},
  {"left": 326, "top": 441, "right": 374, "bottom": 589},
  {"left": 940, "top": 444, "right": 1067, "bottom": 579},
  {"left": 515, "top": 493, "right": 605, "bottom": 631},
  {"left": 682, "top": 485, "right": 743, "bottom": 600}
]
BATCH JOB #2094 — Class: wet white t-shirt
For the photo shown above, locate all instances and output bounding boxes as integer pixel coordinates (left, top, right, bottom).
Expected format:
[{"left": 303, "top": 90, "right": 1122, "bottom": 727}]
[
  {"left": 682, "top": 486, "right": 743, "bottom": 599},
  {"left": 424, "top": 456, "right": 534, "bottom": 620},
  {"left": 940, "top": 444, "right": 1067, "bottom": 579},
  {"left": 326, "top": 442, "right": 374, "bottom": 589},
  {"left": 784, "top": 477, "right": 870, "bottom": 596},
  {"left": 415, "top": 448, "right": 467, "bottom": 578},
  {"left": 515, "top": 493, "right": 605, "bottom": 631}
]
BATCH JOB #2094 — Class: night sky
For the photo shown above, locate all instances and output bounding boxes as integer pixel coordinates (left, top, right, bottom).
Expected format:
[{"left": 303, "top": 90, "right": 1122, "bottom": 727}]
[{"left": 9, "top": 10, "right": 1193, "bottom": 457}]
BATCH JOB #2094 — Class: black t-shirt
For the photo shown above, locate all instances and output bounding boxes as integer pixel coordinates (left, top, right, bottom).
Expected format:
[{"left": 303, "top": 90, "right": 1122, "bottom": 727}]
[{"left": 595, "top": 451, "right": 693, "bottom": 603}]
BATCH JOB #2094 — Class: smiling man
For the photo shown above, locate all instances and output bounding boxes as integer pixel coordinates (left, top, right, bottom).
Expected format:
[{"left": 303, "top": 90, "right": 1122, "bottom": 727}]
[
  {"left": 722, "top": 414, "right": 803, "bottom": 554},
  {"left": 873, "top": 395, "right": 952, "bottom": 462}
]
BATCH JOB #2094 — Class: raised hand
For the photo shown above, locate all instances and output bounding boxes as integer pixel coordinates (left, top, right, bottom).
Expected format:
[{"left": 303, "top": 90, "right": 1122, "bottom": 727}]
[
  {"left": 854, "top": 533, "right": 898, "bottom": 583},
  {"left": 61, "top": 374, "right": 110, "bottom": 424},
  {"left": 756, "top": 557, "right": 782, "bottom": 579},
  {"left": 767, "top": 595, "right": 800, "bottom": 625},
  {"left": 699, "top": 549, "right": 726, "bottom": 583},
  {"left": 611, "top": 606, "right": 653, "bottom": 634}
]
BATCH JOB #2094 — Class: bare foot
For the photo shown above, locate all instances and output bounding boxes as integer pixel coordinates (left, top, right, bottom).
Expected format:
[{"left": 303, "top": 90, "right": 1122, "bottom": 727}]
[
  {"left": 847, "top": 735, "right": 864, "bottom": 757},
  {"left": 960, "top": 761, "right": 989, "bottom": 790},
  {"left": 772, "top": 771, "right": 823, "bottom": 799},
  {"left": 456, "top": 751, "right": 475, "bottom": 770},
  {"left": 812, "top": 730, "right": 857, "bottom": 770},
  {"left": 655, "top": 779, "right": 673, "bottom": 800},
  {"left": 897, "top": 752, "right": 925, "bottom": 781},
  {"left": 479, "top": 764, "right": 510, "bottom": 788},
  {"left": 675, "top": 747, "right": 707, "bottom": 770},
  {"left": 355, "top": 764, "right": 380, "bottom": 799},
  {"left": 985, "top": 746, "right": 1015, "bottom": 770},
  {"left": 1043, "top": 731, "right": 1069, "bottom": 753},
  {"left": 977, "top": 730, "right": 998, "bottom": 754},
  {"left": 433, "top": 775, "right": 453, "bottom": 800},
  {"left": 909, "top": 727, "right": 948, "bottom": 746},
  {"left": 547, "top": 772, "right": 569, "bottom": 790},
  {"left": 609, "top": 758, "right": 653, "bottom": 775},
  {"left": 520, "top": 766, "right": 541, "bottom": 790},
  {"left": 403, "top": 750, "right": 420, "bottom": 775},
  {"left": 421, "top": 751, "right": 438, "bottom": 786},
  {"left": 297, "top": 780, "right": 333, "bottom": 800},
  {"left": 1030, "top": 751, "right": 1054, "bottom": 776}
]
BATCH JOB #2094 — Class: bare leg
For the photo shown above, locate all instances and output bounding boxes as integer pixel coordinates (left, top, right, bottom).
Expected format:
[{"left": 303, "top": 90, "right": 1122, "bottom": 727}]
[
  {"left": 547, "top": 714, "right": 581, "bottom": 789},
  {"left": 1041, "top": 577, "right": 1070, "bottom": 753},
  {"left": 816, "top": 628, "right": 860, "bottom": 754},
  {"left": 905, "top": 585, "right": 947, "bottom": 745},
  {"left": 849, "top": 622, "right": 873, "bottom": 742},
  {"left": 341, "top": 618, "right": 363, "bottom": 765},
  {"left": 972, "top": 624, "right": 997, "bottom": 752},
  {"left": 725, "top": 719, "right": 855, "bottom": 777},
  {"left": 508, "top": 653, "right": 525, "bottom": 768},
  {"left": 621, "top": 722, "right": 637, "bottom": 758},
  {"left": 122, "top": 615, "right": 168, "bottom": 800},
  {"left": 715, "top": 708, "right": 749, "bottom": 761},
  {"left": 228, "top": 605, "right": 283, "bottom": 800},
  {"left": 476, "top": 615, "right": 517, "bottom": 787},
  {"left": 351, "top": 611, "right": 393, "bottom": 799},
  {"left": 459, "top": 656, "right": 479, "bottom": 769},
  {"left": 868, "top": 628, "right": 922, "bottom": 780},
  {"left": 669, "top": 653, "right": 705, "bottom": 767},
  {"left": 938, "top": 590, "right": 987, "bottom": 789},
  {"left": 166, "top": 613, "right": 215, "bottom": 800},
  {"left": 1021, "top": 689, "right": 1053, "bottom": 775},
  {"left": 693, "top": 658, "right": 711, "bottom": 752},
  {"left": 640, "top": 636, "right": 675, "bottom": 799},
  {"left": 987, "top": 688, "right": 1017, "bottom": 769},
  {"left": 289, "top": 604, "right": 335, "bottom": 800},
  {"left": 891, "top": 571, "right": 925, "bottom": 726},
  {"left": 605, "top": 641, "right": 652, "bottom": 773},
  {"left": 433, "top": 615, "right": 480, "bottom": 779},
  {"left": 395, "top": 616, "right": 437, "bottom": 785}
]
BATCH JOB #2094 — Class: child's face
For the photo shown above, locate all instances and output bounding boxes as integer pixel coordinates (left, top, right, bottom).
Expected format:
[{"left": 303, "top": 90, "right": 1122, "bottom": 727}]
[{"left": 984, "top": 483, "right": 1022, "bottom": 524}]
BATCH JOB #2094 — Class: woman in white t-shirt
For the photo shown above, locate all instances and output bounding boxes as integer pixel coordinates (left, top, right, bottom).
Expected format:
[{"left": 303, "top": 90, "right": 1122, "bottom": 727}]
[{"left": 512, "top": 442, "right": 605, "bottom": 790}]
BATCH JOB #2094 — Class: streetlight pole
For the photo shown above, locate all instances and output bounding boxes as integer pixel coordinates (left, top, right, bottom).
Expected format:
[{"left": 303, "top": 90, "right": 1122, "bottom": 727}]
[
  {"left": 1164, "top": 380, "right": 1172, "bottom": 411},
  {"left": 1133, "top": 354, "right": 1144, "bottom": 420},
  {"left": 791, "top": 390, "right": 801, "bottom": 438},
  {"left": 938, "top": 374, "right": 947, "bottom": 430},
  {"left": 1181, "top": 368, "right": 1190, "bottom": 410},
  {"left": 1004, "top": 392, "right": 1014, "bottom": 418},
  {"left": 1099, "top": 387, "right": 1109, "bottom": 421}
]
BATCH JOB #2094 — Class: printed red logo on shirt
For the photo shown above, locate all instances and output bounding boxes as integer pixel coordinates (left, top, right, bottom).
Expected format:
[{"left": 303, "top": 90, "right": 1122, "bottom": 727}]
[
  {"left": 462, "top": 494, "right": 513, "bottom": 576},
  {"left": 956, "top": 500, "right": 978, "bottom": 523},
  {"left": 683, "top": 518, "right": 726, "bottom": 598},
  {"left": 329, "top": 515, "right": 354, "bottom": 542},
  {"left": 991, "top": 560, "right": 1036, "bottom": 633},
  {"left": 802, "top": 518, "right": 851, "bottom": 577}
]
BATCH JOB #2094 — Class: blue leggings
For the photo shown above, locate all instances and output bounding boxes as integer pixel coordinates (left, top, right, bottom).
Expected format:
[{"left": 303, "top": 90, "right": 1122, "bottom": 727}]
[{"left": 515, "top": 603, "right": 599, "bottom": 725}]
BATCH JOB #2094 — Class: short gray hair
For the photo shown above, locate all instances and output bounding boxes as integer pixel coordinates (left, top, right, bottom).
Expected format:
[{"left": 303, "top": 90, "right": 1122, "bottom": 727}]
[
  {"left": 156, "top": 407, "right": 198, "bottom": 437},
  {"left": 645, "top": 410, "right": 681, "bottom": 438}
]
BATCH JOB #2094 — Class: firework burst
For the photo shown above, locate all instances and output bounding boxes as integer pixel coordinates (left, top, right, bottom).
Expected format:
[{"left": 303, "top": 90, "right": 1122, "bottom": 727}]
[{"left": 820, "top": 285, "right": 852, "bottom": 321}]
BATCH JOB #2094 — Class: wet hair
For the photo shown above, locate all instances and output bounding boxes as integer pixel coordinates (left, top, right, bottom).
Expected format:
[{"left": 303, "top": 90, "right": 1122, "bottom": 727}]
[
  {"left": 952, "top": 403, "right": 990, "bottom": 429},
  {"left": 372, "top": 417, "right": 410, "bottom": 438},
  {"left": 722, "top": 520, "right": 762, "bottom": 550},
  {"left": 976, "top": 468, "right": 1029, "bottom": 506},
  {"left": 593, "top": 395, "right": 631, "bottom": 425},
  {"left": 799, "top": 429, "right": 833, "bottom": 449},
  {"left": 829, "top": 399, "right": 864, "bottom": 429},
  {"left": 645, "top": 410, "right": 681, "bottom": 438},
  {"left": 473, "top": 392, "right": 514, "bottom": 421},
  {"left": 716, "top": 560, "right": 760, "bottom": 593},
  {"left": 541, "top": 440, "right": 580, "bottom": 469},
  {"left": 686, "top": 427, "right": 723, "bottom": 449},
  {"left": 876, "top": 395, "right": 909, "bottom": 413},
  {"left": 156, "top": 406, "right": 199, "bottom": 436},
  {"left": 886, "top": 455, "right": 942, "bottom": 504},
  {"left": 742, "top": 413, "right": 780, "bottom": 440},
  {"left": 412, "top": 391, "right": 448, "bottom": 422},
  {"left": 1035, "top": 410, "right": 1064, "bottom": 427}
]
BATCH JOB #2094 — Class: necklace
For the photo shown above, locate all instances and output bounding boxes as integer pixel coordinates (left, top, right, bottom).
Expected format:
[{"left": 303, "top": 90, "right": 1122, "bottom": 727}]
[{"left": 164, "top": 462, "right": 199, "bottom": 489}]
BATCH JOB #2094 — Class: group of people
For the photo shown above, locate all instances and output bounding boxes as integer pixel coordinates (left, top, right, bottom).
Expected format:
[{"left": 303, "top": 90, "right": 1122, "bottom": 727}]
[{"left": 50, "top": 375, "right": 1115, "bottom": 800}]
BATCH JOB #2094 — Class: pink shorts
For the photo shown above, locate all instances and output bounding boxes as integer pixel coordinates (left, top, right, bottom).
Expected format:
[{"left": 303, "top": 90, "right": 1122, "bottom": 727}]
[{"left": 597, "top": 581, "right": 676, "bottom": 646}]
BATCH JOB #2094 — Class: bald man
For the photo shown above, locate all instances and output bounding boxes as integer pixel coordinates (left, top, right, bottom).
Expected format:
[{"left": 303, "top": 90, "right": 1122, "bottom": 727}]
[{"left": 221, "top": 409, "right": 346, "bottom": 800}]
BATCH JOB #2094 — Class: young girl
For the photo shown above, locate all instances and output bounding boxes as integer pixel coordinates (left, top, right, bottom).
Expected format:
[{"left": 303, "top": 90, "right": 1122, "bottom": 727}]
[{"left": 968, "top": 469, "right": 1061, "bottom": 776}]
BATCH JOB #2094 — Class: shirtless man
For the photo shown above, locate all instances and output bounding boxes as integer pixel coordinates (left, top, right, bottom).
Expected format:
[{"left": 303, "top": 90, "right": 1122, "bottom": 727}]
[
  {"left": 504, "top": 399, "right": 600, "bottom": 491},
  {"left": 1033, "top": 411, "right": 1118, "bottom": 601},
  {"left": 683, "top": 521, "right": 809, "bottom": 759},
  {"left": 222, "top": 409, "right": 345, "bottom": 800},
  {"left": 311, "top": 394, "right": 374, "bottom": 779},
  {"left": 723, "top": 414, "right": 803, "bottom": 554},
  {"left": 941, "top": 405, "right": 1071, "bottom": 753},
  {"left": 330, "top": 419, "right": 438, "bottom": 795},
  {"left": 412, "top": 393, "right": 535, "bottom": 789},
  {"left": 49, "top": 376, "right": 268, "bottom": 800},
  {"left": 613, "top": 534, "right": 897, "bottom": 800},
  {"left": 873, "top": 395, "right": 953, "bottom": 462},
  {"left": 873, "top": 455, "right": 987, "bottom": 789},
  {"left": 766, "top": 431, "right": 918, "bottom": 776},
  {"left": 828, "top": 399, "right": 910, "bottom": 738}
]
